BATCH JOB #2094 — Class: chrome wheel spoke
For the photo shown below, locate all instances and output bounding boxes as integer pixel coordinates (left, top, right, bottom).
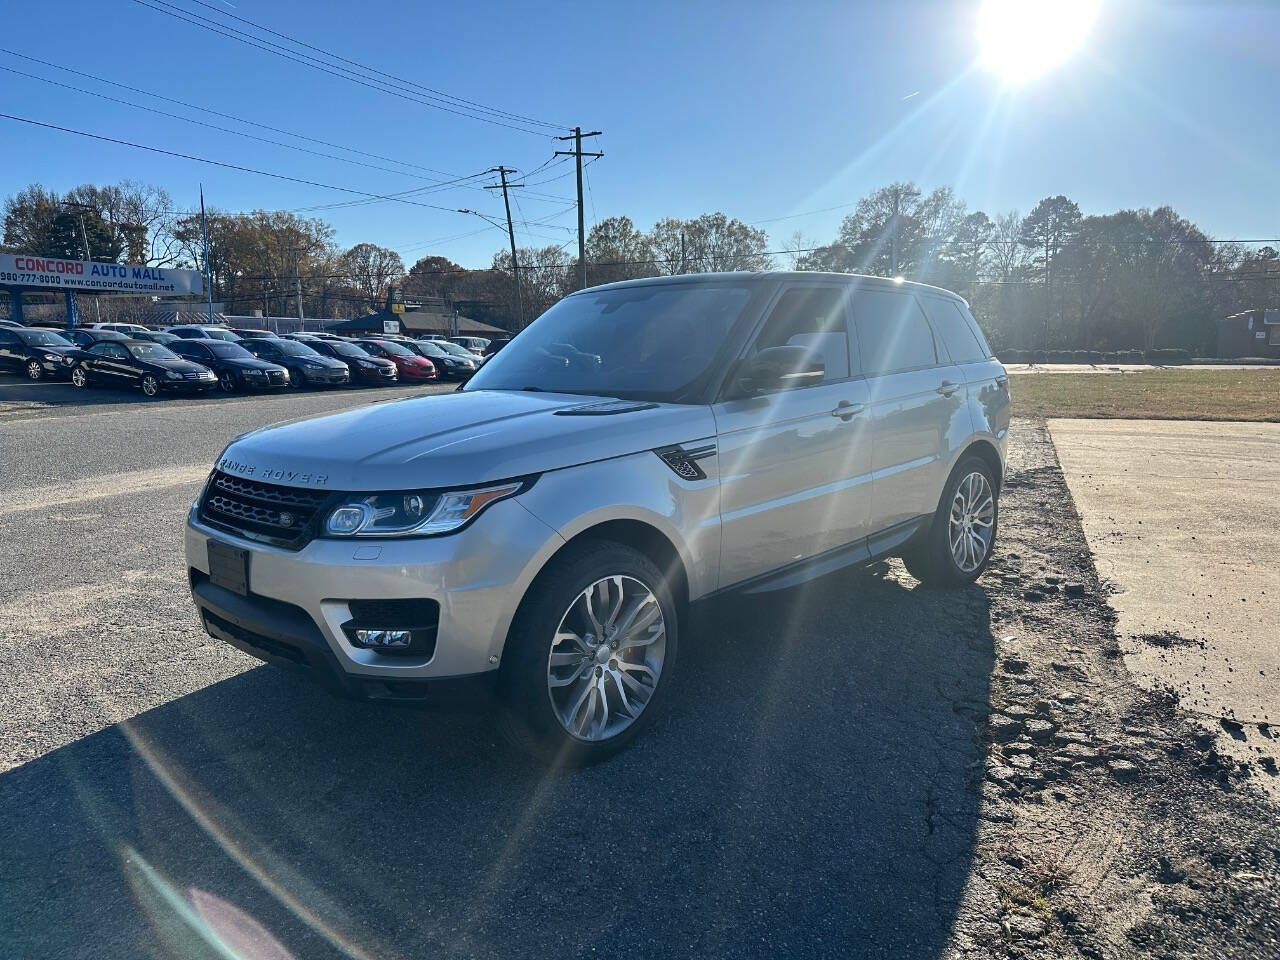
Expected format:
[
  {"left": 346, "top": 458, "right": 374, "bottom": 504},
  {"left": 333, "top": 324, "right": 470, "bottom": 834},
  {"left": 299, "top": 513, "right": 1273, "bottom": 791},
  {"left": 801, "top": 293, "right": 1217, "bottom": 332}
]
[{"left": 547, "top": 574, "right": 667, "bottom": 742}]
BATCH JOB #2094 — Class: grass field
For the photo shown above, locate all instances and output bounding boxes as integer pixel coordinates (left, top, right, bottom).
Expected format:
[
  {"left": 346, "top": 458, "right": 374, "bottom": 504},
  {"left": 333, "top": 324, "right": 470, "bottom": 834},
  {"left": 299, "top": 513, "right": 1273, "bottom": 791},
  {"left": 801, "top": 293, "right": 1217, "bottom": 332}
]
[{"left": 1010, "top": 368, "right": 1280, "bottom": 421}]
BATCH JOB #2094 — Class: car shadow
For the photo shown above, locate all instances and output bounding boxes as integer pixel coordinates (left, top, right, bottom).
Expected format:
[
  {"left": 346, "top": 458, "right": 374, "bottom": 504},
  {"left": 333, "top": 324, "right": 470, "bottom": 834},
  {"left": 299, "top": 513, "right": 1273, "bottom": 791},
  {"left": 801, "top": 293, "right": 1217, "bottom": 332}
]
[{"left": 0, "top": 566, "right": 995, "bottom": 960}]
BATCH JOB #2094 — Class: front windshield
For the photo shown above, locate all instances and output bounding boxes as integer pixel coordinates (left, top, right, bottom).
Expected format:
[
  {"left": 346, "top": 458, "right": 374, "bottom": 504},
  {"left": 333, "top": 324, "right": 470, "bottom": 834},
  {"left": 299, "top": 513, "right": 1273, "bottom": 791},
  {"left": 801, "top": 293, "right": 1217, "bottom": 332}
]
[
  {"left": 464, "top": 283, "right": 754, "bottom": 402},
  {"left": 128, "top": 343, "right": 180, "bottom": 361},
  {"left": 20, "top": 330, "right": 72, "bottom": 347},
  {"left": 438, "top": 341, "right": 474, "bottom": 358},
  {"left": 206, "top": 342, "right": 254, "bottom": 359},
  {"left": 324, "top": 341, "right": 367, "bottom": 359},
  {"left": 204, "top": 328, "right": 240, "bottom": 341},
  {"left": 271, "top": 340, "right": 322, "bottom": 357},
  {"left": 369, "top": 340, "right": 413, "bottom": 357}
]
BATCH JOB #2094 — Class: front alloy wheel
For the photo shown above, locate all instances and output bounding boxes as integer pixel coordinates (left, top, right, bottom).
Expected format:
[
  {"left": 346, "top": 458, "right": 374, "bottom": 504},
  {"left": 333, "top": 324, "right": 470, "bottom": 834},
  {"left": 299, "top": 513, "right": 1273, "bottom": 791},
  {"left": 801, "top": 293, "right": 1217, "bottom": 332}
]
[
  {"left": 25, "top": 359, "right": 43, "bottom": 380},
  {"left": 71, "top": 366, "right": 87, "bottom": 388},
  {"left": 140, "top": 374, "right": 160, "bottom": 398},
  {"left": 547, "top": 575, "right": 667, "bottom": 742},
  {"left": 219, "top": 371, "right": 237, "bottom": 393},
  {"left": 500, "top": 541, "right": 679, "bottom": 763}
]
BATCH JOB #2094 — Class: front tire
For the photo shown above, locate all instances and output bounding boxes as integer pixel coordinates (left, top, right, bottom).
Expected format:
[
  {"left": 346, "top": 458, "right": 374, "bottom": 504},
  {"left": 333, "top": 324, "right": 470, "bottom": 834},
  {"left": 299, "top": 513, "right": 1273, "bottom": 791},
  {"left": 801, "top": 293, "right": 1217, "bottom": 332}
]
[
  {"left": 902, "top": 455, "right": 999, "bottom": 587},
  {"left": 218, "top": 371, "right": 237, "bottom": 393},
  {"left": 288, "top": 368, "right": 305, "bottom": 390},
  {"left": 498, "top": 541, "right": 679, "bottom": 764},
  {"left": 140, "top": 374, "right": 160, "bottom": 398},
  {"left": 71, "top": 366, "right": 88, "bottom": 388},
  {"left": 25, "top": 359, "right": 43, "bottom": 381}
]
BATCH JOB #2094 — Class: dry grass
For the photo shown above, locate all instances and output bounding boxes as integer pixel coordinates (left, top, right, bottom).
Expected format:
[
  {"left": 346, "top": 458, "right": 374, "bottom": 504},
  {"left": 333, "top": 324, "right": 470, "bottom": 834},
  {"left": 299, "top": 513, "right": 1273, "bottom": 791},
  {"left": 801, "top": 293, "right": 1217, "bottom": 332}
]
[{"left": 1010, "top": 369, "right": 1280, "bottom": 422}]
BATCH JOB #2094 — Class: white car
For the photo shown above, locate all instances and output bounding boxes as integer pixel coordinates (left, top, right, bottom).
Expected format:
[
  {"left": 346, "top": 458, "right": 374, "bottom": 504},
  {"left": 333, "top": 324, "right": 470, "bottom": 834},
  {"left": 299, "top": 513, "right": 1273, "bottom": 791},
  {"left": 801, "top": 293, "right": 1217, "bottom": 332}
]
[
  {"left": 89, "top": 322, "right": 151, "bottom": 336},
  {"left": 185, "top": 272, "right": 1010, "bottom": 761}
]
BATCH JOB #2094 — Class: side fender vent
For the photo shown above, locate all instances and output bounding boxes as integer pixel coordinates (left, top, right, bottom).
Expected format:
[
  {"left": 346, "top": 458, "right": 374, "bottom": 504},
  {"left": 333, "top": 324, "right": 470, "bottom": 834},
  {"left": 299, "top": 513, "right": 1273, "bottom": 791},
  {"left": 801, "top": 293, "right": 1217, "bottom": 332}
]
[{"left": 655, "top": 442, "right": 716, "bottom": 481}]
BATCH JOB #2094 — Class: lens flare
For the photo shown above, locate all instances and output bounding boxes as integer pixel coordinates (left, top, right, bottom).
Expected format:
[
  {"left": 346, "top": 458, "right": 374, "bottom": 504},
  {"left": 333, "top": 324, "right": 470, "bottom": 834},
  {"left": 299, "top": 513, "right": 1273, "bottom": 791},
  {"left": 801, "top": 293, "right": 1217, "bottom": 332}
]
[{"left": 978, "top": 0, "right": 1102, "bottom": 85}]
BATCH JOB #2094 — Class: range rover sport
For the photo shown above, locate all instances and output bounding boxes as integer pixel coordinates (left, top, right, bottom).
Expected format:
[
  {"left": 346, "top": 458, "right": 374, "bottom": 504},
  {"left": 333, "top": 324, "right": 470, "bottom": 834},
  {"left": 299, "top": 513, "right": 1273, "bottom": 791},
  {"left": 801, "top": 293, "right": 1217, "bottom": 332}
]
[{"left": 185, "top": 272, "right": 1010, "bottom": 762}]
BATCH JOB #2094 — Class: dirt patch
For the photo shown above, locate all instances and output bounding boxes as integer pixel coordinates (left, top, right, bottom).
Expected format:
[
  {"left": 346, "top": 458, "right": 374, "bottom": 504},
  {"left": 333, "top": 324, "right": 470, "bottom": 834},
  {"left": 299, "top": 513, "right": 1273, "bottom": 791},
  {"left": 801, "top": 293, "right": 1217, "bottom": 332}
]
[
  {"left": 943, "top": 420, "right": 1280, "bottom": 958},
  {"left": 1134, "top": 631, "right": 1207, "bottom": 650}
]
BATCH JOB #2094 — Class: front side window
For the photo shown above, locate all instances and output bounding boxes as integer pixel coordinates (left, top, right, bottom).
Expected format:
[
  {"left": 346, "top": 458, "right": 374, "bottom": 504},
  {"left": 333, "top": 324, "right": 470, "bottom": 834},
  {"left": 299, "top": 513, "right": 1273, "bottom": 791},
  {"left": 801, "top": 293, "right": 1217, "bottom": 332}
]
[
  {"left": 853, "top": 289, "right": 938, "bottom": 375},
  {"left": 127, "top": 343, "right": 180, "bottom": 362},
  {"left": 750, "top": 286, "right": 850, "bottom": 384},
  {"left": 465, "top": 282, "right": 754, "bottom": 402},
  {"left": 918, "top": 296, "right": 986, "bottom": 364}
]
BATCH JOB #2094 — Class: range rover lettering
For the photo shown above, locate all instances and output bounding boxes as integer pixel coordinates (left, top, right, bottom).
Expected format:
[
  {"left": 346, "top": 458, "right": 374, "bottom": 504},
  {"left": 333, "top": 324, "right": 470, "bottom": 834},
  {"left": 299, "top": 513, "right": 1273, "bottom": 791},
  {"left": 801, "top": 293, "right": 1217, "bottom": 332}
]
[{"left": 186, "top": 272, "right": 1010, "bottom": 762}]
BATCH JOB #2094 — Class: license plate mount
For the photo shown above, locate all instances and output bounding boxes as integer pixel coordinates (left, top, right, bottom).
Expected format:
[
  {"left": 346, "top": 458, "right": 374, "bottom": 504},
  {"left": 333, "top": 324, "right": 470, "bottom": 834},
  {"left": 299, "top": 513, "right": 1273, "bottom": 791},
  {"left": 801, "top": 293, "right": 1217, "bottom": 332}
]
[{"left": 207, "top": 540, "right": 250, "bottom": 596}]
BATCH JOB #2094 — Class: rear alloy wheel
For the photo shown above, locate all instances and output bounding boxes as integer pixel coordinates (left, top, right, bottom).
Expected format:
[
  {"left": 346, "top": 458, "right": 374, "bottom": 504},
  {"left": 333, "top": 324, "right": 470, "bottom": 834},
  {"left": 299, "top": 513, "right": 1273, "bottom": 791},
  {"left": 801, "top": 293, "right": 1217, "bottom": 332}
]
[
  {"left": 140, "top": 374, "right": 160, "bottom": 398},
  {"left": 25, "top": 359, "right": 43, "bottom": 380},
  {"left": 500, "top": 542, "right": 678, "bottom": 764},
  {"left": 218, "top": 371, "right": 237, "bottom": 393},
  {"left": 70, "top": 366, "right": 88, "bottom": 388},
  {"left": 902, "top": 455, "right": 999, "bottom": 587}
]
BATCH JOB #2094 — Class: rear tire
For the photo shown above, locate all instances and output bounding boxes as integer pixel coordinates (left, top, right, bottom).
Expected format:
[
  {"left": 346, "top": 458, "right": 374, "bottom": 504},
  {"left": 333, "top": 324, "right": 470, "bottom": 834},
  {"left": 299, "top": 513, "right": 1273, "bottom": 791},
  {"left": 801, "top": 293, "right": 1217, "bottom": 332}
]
[
  {"left": 498, "top": 541, "right": 679, "bottom": 765},
  {"left": 901, "top": 455, "right": 999, "bottom": 587}
]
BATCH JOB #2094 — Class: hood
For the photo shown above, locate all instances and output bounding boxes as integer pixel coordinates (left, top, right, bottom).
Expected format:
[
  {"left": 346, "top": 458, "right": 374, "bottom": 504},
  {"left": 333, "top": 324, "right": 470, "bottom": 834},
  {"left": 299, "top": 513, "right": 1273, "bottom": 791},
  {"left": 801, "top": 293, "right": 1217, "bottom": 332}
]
[
  {"left": 154, "top": 358, "right": 211, "bottom": 374},
  {"left": 217, "top": 390, "right": 716, "bottom": 491}
]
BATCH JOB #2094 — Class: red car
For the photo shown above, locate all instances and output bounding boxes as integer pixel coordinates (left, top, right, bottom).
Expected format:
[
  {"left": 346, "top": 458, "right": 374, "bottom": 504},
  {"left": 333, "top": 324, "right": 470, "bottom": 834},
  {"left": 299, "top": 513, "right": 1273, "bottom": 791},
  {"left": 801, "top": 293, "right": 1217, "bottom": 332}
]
[{"left": 354, "top": 338, "right": 438, "bottom": 381}]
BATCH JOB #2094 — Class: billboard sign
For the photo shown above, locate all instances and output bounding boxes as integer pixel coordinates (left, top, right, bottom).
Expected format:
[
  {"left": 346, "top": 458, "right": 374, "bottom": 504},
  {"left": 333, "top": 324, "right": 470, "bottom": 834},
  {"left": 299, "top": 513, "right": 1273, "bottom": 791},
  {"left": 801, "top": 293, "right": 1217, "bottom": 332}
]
[
  {"left": 0, "top": 254, "right": 203, "bottom": 295},
  {"left": 382, "top": 319, "right": 401, "bottom": 334}
]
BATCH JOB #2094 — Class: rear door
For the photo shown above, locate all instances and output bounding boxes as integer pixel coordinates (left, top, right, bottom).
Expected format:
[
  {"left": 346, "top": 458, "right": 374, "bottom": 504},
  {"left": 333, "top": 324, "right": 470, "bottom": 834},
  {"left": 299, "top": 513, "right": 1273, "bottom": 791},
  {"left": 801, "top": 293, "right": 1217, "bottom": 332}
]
[
  {"left": 852, "top": 287, "right": 959, "bottom": 534},
  {"left": 923, "top": 298, "right": 1011, "bottom": 448},
  {"left": 0, "top": 330, "right": 21, "bottom": 370},
  {"left": 713, "top": 282, "right": 873, "bottom": 588}
]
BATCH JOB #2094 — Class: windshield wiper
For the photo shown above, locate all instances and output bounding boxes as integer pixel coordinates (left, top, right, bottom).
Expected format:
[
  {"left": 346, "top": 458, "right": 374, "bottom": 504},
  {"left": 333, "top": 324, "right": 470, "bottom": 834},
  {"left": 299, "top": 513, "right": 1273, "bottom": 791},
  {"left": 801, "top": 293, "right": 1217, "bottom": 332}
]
[{"left": 519, "top": 386, "right": 545, "bottom": 392}]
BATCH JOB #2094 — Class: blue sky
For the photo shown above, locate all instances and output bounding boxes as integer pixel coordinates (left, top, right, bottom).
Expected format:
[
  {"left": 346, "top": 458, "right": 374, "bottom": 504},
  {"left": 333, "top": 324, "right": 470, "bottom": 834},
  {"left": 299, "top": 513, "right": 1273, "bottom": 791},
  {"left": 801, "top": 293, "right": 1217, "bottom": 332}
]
[{"left": 2, "top": 0, "right": 1277, "bottom": 268}]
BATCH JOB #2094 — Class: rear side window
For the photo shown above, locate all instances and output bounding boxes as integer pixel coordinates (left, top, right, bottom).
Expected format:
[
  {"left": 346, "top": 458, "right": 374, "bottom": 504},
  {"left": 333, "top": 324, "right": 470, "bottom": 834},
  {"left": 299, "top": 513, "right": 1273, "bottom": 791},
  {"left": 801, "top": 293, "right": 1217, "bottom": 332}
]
[
  {"left": 918, "top": 296, "right": 986, "bottom": 364},
  {"left": 955, "top": 303, "right": 993, "bottom": 358},
  {"left": 752, "top": 286, "right": 851, "bottom": 383},
  {"left": 852, "top": 290, "right": 937, "bottom": 375}
]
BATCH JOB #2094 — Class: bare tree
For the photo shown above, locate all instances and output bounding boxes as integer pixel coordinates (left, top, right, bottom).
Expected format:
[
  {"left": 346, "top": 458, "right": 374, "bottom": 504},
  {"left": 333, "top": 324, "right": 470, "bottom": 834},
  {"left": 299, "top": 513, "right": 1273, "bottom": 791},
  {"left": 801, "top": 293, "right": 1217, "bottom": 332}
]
[{"left": 340, "top": 242, "right": 405, "bottom": 310}]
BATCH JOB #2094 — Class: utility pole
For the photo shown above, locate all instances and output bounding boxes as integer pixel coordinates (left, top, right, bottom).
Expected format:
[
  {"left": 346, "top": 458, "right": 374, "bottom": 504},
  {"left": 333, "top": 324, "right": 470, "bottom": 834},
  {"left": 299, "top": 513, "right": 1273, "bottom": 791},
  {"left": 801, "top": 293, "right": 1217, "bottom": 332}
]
[
  {"left": 199, "top": 184, "right": 214, "bottom": 325},
  {"left": 484, "top": 166, "right": 525, "bottom": 328},
  {"left": 554, "top": 127, "right": 603, "bottom": 290},
  {"left": 61, "top": 201, "right": 101, "bottom": 322},
  {"left": 287, "top": 245, "right": 305, "bottom": 328}
]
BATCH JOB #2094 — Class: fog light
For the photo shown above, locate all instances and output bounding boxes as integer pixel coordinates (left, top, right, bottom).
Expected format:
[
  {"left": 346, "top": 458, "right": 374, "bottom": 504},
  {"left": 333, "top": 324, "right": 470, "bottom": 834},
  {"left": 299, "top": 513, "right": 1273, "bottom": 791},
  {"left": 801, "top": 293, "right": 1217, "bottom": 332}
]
[{"left": 353, "top": 629, "right": 412, "bottom": 649}]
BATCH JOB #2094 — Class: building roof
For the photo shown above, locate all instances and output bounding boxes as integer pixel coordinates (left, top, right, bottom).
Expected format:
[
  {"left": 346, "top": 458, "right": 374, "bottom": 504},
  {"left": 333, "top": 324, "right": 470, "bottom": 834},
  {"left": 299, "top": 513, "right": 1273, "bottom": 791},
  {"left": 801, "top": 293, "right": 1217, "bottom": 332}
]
[{"left": 330, "top": 309, "right": 508, "bottom": 335}]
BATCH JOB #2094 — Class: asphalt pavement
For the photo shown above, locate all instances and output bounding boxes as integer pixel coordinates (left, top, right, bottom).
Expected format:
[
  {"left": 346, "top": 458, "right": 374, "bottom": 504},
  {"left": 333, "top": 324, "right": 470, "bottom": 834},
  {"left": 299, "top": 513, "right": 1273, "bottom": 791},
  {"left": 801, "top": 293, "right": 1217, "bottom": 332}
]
[{"left": 0, "top": 383, "right": 997, "bottom": 959}]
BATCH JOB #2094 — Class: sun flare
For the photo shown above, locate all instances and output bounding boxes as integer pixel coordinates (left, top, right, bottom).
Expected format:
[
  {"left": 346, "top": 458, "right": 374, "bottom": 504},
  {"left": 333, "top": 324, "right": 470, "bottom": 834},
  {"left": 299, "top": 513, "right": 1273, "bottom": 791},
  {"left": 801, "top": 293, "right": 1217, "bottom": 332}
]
[{"left": 978, "top": 0, "right": 1102, "bottom": 85}]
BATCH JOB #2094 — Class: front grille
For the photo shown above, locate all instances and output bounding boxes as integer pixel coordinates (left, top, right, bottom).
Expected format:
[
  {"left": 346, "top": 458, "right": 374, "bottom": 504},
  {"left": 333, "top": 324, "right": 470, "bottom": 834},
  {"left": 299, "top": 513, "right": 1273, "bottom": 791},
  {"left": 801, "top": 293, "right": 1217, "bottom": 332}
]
[
  {"left": 198, "top": 470, "right": 334, "bottom": 549},
  {"left": 268, "top": 370, "right": 286, "bottom": 383},
  {"left": 182, "top": 371, "right": 205, "bottom": 380}
]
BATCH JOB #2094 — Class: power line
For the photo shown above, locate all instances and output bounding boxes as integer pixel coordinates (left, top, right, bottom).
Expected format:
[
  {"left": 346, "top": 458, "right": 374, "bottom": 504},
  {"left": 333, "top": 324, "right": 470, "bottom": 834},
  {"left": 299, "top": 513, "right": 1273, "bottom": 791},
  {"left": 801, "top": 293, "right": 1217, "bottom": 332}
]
[
  {"left": 0, "top": 48, "right": 467, "bottom": 183},
  {"left": 0, "top": 112, "right": 491, "bottom": 218},
  {"left": 130, "top": 0, "right": 556, "bottom": 136},
  {"left": 0, "top": 63, "right": 497, "bottom": 188},
  {"left": 182, "top": 0, "right": 567, "bottom": 131}
]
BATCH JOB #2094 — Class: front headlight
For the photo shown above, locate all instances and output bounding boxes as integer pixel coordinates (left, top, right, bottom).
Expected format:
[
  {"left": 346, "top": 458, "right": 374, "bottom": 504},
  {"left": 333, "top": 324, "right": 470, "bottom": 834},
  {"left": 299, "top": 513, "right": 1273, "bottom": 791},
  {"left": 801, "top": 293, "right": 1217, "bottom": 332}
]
[
  {"left": 324, "top": 482, "right": 523, "bottom": 537},
  {"left": 166, "top": 370, "right": 182, "bottom": 380},
  {"left": 43, "top": 353, "right": 60, "bottom": 362},
  {"left": 357, "top": 360, "right": 376, "bottom": 369}
]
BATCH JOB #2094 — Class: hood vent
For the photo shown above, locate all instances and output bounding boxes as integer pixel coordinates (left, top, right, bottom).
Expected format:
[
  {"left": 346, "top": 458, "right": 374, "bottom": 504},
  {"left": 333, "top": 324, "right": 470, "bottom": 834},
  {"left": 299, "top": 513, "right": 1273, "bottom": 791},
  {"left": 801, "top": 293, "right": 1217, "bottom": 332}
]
[{"left": 554, "top": 399, "right": 659, "bottom": 416}]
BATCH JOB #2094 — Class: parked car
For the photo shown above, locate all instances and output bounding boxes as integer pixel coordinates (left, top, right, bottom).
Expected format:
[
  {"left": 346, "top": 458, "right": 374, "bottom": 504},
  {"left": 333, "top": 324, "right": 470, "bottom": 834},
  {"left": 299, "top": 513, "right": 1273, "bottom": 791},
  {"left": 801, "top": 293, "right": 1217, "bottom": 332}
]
[
  {"left": 436, "top": 339, "right": 489, "bottom": 369},
  {"left": 0, "top": 326, "right": 79, "bottom": 380},
  {"left": 71, "top": 339, "right": 217, "bottom": 397},
  {"left": 170, "top": 339, "right": 291, "bottom": 392},
  {"left": 352, "top": 338, "right": 438, "bottom": 381},
  {"left": 167, "top": 325, "right": 242, "bottom": 342},
  {"left": 482, "top": 337, "right": 512, "bottom": 357},
  {"left": 296, "top": 337, "right": 398, "bottom": 385},
  {"left": 0, "top": 319, "right": 22, "bottom": 328},
  {"left": 66, "top": 328, "right": 133, "bottom": 359},
  {"left": 447, "top": 335, "right": 490, "bottom": 355},
  {"left": 131, "top": 330, "right": 184, "bottom": 347},
  {"left": 228, "top": 328, "right": 278, "bottom": 339},
  {"left": 89, "top": 322, "right": 151, "bottom": 336},
  {"left": 406, "top": 337, "right": 478, "bottom": 379},
  {"left": 240, "top": 336, "right": 350, "bottom": 388},
  {"left": 184, "top": 272, "right": 1010, "bottom": 762}
]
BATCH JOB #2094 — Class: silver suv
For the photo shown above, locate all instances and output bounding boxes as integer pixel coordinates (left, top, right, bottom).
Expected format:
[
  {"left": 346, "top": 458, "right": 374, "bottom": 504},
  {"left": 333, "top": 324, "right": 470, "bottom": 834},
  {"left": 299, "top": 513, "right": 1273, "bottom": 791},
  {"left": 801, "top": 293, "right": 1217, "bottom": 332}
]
[{"left": 186, "top": 272, "right": 1010, "bottom": 760}]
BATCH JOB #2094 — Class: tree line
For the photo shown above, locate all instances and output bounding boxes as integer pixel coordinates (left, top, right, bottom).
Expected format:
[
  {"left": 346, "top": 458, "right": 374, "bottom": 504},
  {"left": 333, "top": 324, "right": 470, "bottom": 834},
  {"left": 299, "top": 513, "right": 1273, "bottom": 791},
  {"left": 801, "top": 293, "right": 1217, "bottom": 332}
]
[{"left": 4, "top": 178, "right": 1276, "bottom": 352}]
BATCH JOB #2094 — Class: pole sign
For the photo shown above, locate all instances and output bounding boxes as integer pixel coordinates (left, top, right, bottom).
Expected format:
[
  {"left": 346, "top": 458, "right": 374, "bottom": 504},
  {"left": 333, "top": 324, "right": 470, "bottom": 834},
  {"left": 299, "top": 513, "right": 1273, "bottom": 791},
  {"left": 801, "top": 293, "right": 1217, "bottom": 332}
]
[{"left": 0, "top": 254, "right": 203, "bottom": 295}]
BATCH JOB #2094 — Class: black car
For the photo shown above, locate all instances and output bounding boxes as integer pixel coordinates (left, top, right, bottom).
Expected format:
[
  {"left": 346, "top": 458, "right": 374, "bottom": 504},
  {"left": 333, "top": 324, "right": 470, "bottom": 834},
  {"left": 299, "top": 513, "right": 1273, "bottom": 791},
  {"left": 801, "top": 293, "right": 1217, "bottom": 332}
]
[
  {"left": 482, "top": 337, "right": 512, "bottom": 357},
  {"left": 70, "top": 339, "right": 218, "bottom": 397},
  {"left": 409, "top": 338, "right": 478, "bottom": 379},
  {"left": 132, "top": 330, "right": 184, "bottom": 347},
  {"left": 170, "top": 339, "right": 291, "bottom": 392},
  {"left": 67, "top": 327, "right": 131, "bottom": 348},
  {"left": 292, "top": 336, "right": 398, "bottom": 385},
  {"left": 0, "top": 326, "right": 79, "bottom": 380},
  {"left": 240, "top": 337, "right": 350, "bottom": 388}
]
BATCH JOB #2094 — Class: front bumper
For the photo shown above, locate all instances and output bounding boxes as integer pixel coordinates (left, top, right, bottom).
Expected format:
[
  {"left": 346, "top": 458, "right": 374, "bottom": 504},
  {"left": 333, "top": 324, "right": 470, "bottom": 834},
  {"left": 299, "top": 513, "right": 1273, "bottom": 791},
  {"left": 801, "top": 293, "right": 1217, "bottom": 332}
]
[
  {"left": 186, "top": 496, "right": 564, "bottom": 693},
  {"left": 300, "top": 367, "right": 350, "bottom": 385},
  {"left": 163, "top": 377, "right": 217, "bottom": 392}
]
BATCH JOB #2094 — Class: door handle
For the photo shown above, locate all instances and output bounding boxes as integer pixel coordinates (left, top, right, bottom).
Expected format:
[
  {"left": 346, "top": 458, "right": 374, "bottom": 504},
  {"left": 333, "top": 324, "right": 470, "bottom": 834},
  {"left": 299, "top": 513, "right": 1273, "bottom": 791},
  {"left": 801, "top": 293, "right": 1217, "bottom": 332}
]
[
  {"left": 936, "top": 380, "right": 959, "bottom": 397},
  {"left": 831, "top": 400, "right": 864, "bottom": 421}
]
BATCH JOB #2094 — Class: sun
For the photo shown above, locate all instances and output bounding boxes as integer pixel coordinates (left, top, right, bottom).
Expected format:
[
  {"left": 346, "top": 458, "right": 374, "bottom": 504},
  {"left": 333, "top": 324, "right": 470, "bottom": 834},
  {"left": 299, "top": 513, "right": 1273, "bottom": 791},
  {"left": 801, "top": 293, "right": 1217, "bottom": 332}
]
[{"left": 978, "top": 0, "right": 1102, "bottom": 85}]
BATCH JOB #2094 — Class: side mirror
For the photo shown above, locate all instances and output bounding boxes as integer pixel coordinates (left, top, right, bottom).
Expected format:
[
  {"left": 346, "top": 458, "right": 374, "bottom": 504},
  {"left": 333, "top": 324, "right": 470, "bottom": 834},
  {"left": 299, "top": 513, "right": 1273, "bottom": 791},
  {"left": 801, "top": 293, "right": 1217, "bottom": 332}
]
[{"left": 737, "top": 345, "right": 825, "bottom": 395}]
